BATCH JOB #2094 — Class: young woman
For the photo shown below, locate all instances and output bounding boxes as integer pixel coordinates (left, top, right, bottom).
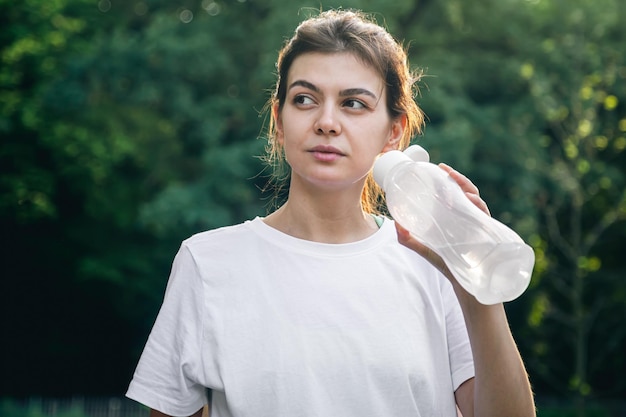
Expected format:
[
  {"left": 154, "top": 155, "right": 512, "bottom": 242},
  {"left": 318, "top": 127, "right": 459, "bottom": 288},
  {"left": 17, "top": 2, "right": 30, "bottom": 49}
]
[{"left": 127, "top": 9, "right": 535, "bottom": 417}]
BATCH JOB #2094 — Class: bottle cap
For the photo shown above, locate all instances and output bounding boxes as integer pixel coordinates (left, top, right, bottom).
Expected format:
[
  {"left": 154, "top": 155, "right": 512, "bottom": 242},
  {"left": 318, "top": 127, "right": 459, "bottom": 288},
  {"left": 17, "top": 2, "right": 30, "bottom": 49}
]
[
  {"left": 403, "top": 145, "right": 430, "bottom": 162},
  {"left": 373, "top": 150, "right": 412, "bottom": 188}
]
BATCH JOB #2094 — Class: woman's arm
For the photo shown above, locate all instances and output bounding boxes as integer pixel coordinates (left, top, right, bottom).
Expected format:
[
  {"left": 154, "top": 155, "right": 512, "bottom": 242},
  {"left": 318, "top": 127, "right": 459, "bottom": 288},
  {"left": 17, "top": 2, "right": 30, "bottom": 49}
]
[
  {"left": 452, "top": 292, "right": 535, "bottom": 417},
  {"left": 395, "top": 163, "right": 535, "bottom": 417}
]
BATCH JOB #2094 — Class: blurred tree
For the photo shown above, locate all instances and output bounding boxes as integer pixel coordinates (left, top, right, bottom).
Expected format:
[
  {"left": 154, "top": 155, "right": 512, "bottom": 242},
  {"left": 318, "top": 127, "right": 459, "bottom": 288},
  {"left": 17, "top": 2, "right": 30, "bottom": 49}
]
[
  {"left": 514, "top": 0, "right": 626, "bottom": 410},
  {"left": 0, "top": 0, "right": 139, "bottom": 395}
]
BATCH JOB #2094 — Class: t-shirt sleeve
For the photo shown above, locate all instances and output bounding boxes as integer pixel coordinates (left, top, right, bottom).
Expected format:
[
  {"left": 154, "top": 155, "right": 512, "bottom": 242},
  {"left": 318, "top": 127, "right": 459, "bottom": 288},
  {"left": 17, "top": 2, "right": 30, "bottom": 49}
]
[
  {"left": 442, "top": 280, "right": 475, "bottom": 391},
  {"left": 126, "top": 243, "right": 209, "bottom": 416}
]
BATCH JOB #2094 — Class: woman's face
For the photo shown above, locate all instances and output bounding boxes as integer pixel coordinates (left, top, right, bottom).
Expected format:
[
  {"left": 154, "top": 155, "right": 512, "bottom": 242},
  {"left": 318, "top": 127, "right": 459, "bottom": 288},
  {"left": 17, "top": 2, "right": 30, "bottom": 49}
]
[{"left": 274, "top": 52, "right": 404, "bottom": 192}]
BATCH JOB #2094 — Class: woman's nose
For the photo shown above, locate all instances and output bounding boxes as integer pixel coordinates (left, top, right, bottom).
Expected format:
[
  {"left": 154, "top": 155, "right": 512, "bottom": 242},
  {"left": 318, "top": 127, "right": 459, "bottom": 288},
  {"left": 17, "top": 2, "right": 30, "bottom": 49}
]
[{"left": 314, "top": 105, "right": 341, "bottom": 135}]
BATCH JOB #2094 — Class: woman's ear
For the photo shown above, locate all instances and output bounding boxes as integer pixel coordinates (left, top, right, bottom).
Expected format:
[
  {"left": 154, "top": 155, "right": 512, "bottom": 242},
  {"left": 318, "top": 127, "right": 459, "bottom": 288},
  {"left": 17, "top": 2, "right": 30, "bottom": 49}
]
[
  {"left": 382, "top": 115, "right": 407, "bottom": 152},
  {"left": 273, "top": 103, "right": 284, "bottom": 145}
]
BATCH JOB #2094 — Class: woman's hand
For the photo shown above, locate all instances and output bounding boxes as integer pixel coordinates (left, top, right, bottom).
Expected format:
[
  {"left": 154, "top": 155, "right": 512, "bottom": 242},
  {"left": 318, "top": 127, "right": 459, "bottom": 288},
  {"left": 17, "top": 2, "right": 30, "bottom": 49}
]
[
  {"left": 439, "top": 163, "right": 490, "bottom": 217},
  {"left": 394, "top": 163, "right": 490, "bottom": 283}
]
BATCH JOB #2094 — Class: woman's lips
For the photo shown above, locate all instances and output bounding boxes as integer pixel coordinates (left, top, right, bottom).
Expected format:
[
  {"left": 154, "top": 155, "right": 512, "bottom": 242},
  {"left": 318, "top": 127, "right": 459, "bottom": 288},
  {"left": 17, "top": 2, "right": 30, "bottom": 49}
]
[{"left": 309, "top": 145, "right": 345, "bottom": 162}]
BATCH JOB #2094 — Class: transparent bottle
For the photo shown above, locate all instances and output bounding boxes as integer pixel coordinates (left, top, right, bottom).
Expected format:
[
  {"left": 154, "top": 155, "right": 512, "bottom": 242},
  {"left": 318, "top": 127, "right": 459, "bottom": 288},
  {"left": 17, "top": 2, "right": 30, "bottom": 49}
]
[{"left": 373, "top": 145, "right": 534, "bottom": 304}]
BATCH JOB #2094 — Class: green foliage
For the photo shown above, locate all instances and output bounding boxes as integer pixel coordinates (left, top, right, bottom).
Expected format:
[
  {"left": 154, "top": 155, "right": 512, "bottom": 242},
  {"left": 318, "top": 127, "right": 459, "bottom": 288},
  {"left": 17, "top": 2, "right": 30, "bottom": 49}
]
[
  {"left": 0, "top": 399, "right": 147, "bottom": 417},
  {"left": 509, "top": 0, "right": 626, "bottom": 401},
  {"left": 538, "top": 406, "right": 611, "bottom": 417},
  {"left": 0, "top": 0, "right": 92, "bottom": 222},
  {"left": 0, "top": 399, "right": 83, "bottom": 417}
]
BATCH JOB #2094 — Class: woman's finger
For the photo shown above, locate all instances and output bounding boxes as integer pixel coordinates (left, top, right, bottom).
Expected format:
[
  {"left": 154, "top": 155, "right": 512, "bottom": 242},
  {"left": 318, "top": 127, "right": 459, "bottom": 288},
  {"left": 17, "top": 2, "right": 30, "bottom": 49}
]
[
  {"left": 438, "top": 163, "right": 479, "bottom": 195},
  {"left": 438, "top": 163, "right": 491, "bottom": 217}
]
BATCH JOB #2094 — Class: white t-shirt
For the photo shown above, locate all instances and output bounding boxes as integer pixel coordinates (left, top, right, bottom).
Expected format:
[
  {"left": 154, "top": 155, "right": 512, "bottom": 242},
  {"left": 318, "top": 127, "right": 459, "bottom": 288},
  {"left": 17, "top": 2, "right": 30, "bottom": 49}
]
[{"left": 126, "top": 217, "right": 474, "bottom": 417}]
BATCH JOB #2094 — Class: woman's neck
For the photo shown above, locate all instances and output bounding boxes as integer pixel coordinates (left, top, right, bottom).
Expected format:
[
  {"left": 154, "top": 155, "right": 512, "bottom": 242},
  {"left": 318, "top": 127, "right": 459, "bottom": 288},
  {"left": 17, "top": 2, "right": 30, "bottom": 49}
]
[{"left": 263, "top": 190, "right": 379, "bottom": 244}]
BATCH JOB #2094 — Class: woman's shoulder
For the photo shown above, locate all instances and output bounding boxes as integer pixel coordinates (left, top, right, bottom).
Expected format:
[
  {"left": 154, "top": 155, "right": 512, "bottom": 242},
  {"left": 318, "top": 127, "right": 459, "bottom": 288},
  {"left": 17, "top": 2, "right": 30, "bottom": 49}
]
[{"left": 182, "top": 218, "right": 259, "bottom": 250}]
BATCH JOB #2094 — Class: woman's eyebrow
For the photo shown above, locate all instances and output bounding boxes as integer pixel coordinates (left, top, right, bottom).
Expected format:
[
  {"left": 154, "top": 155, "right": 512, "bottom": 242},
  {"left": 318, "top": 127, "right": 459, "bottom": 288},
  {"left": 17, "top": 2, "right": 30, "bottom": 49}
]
[
  {"left": 288, "top": 80, "right": 320, "bottom": 93},
  {"left": 288, "top": 80, "right": 378, "bottom": 100},
  {"left": 339, "top": 88, "right": 377, "bottom": 100}
]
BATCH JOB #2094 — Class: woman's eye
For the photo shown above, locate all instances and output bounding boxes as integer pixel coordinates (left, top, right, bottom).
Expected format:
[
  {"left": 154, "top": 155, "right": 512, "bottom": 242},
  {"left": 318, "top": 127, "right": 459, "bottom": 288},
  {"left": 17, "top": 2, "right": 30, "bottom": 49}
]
[
  {"left": 344, "top": 99, "right": 366, "bottom": 109},
  {"left": 294, "top": 95, "right": 315, "bottom": 105}
]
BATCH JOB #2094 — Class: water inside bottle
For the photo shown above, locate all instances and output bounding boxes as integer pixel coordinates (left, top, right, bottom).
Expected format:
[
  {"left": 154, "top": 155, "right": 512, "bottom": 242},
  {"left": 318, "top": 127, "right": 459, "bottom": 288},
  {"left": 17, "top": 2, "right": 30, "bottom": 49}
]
[{"left": 437, "top": 241, "right": 534, "bottom": 304}]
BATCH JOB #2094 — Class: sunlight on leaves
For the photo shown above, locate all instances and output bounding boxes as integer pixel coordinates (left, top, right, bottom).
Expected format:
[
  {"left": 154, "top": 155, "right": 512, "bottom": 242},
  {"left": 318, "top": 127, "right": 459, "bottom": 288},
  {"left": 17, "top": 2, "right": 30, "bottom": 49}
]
[
  {"left": 604, "top": 95, "right": 618, "bottom": 110},
  {"left": 579, "top": 86, "right": 593, "bottom": 100},
  {"left": 577, "top": 119, "right": 593, "bottom": 138},
  {"left": 599, "top": 176, "right": 612, "bottom": 190},
  {"left": 577, "top": 256, "right": 601, "bottom": 272},
  {"left": 520, "top": 63, "right": 534, "bottom": 80},
  {"left": 576, "top": 159, "right": 590, "bottom": 174},
  {"left": 528, "top": 292, "right": 549, "bottom": 328},
  {"left": 564, "top": 141, "right": 579, "bottom": 159},
  {"left": 593, "top": 135, "right": 608, "bottom": 150}
]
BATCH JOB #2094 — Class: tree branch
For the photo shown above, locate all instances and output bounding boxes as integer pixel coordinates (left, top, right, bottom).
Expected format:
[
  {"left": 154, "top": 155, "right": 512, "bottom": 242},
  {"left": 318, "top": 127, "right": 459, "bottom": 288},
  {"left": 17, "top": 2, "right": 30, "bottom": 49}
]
[{"left": 582, "top": 189, "right": 626, "bottom": 254}]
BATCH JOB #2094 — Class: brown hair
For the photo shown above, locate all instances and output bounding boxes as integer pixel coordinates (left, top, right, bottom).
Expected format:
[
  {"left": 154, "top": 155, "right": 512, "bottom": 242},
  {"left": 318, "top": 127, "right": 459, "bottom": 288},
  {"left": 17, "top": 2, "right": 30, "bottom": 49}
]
[{"left": 264, "top": 9, "right": 425, "bottom": 213}]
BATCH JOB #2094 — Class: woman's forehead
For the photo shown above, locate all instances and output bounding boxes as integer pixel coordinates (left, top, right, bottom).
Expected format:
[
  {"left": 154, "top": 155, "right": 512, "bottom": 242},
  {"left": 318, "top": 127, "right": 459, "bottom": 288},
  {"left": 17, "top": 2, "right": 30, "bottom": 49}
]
[{"left": 287, "top": 52, "right": 384, "bottom": 90}]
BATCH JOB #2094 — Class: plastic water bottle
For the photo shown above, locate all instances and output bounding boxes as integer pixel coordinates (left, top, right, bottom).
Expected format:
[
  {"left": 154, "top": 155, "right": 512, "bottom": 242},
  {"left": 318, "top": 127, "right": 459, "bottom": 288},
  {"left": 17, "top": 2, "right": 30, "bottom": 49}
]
[{"left": 373, "top": 145, "right": 534, "bottom": 304}]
